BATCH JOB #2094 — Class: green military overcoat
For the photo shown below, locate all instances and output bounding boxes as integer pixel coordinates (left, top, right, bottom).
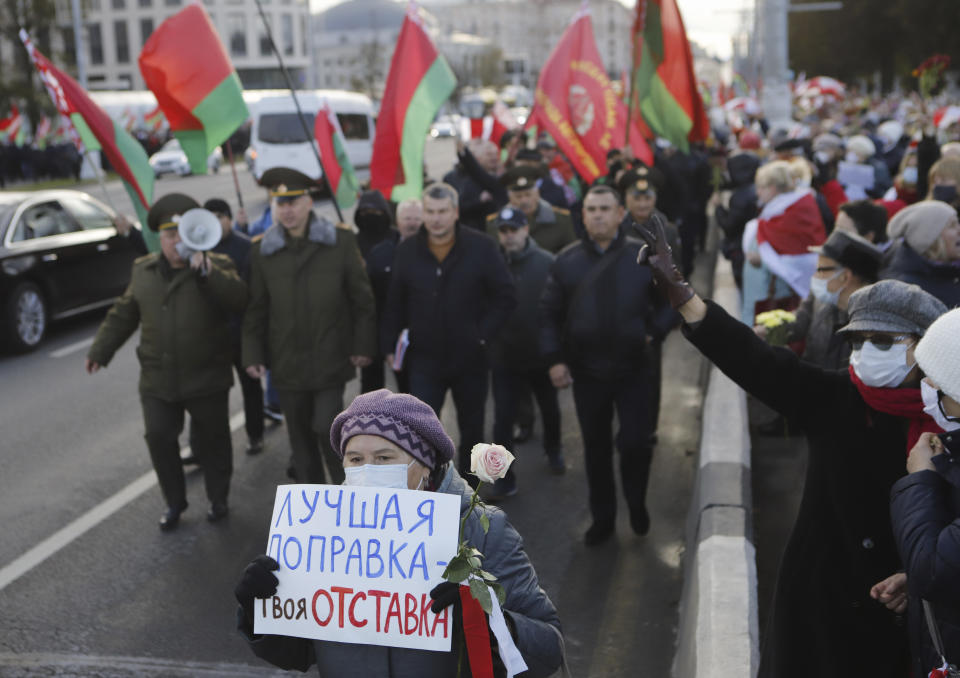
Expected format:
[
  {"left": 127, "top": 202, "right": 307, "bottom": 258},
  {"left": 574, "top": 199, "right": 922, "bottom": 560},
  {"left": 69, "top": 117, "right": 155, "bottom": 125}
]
[
  {"left": 241, "top": 214, "right": 376, "bottom": 391},
  {"left": 88, "top": 252, "right": 248, "bottom": 401}
]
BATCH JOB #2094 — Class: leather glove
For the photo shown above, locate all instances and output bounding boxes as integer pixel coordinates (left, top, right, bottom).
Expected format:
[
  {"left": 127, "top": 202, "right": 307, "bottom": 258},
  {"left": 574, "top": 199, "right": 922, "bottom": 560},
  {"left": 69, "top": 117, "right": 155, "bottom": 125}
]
[
  {"left": 636, "top": 213, "right": 696, "bottom": 309},
  {"left": 235, "top": 555, "right": 280, "bottom": 625}
]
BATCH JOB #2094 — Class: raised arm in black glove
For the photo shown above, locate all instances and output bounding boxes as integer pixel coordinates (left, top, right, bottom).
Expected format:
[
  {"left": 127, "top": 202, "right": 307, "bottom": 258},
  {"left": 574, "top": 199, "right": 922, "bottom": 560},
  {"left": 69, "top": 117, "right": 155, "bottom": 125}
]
[
  {"left": 235, "top": 555, "right": 280, "bottom": 629},
  {"left": 635, "top": 213, "right": 696, "bottom": 310}
]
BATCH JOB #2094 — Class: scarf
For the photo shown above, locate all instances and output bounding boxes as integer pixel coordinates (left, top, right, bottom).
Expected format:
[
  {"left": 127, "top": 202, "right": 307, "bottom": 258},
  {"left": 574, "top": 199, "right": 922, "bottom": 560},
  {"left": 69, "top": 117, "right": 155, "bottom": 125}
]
[
  {"left": 756, "top": 190, "right": 826, "bottom": 255},
  {"left": 848, "top": 366, "right": 940, "bottom": 454}
]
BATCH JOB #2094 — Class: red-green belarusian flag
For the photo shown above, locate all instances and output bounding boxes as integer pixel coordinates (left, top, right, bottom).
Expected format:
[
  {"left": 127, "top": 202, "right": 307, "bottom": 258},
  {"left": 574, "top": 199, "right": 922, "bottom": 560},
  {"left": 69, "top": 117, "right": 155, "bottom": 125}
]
[
  {"left": 629, "top": 0, "right": 709, "bottom": 152},
  {"left": 20, "top": 30, "right": 156, "bottom": 248},
  {"left": 139, "top": 4, "right": 248, "bottom": 174},
  {"left": 370, "top": 3, "right": 456, "bottom": 201},
  {"left": 314, "top": 102, "right": 360, "bottom": 209},
  {"left": 144, "top": 105, "right": 166, "bottom": 134}
]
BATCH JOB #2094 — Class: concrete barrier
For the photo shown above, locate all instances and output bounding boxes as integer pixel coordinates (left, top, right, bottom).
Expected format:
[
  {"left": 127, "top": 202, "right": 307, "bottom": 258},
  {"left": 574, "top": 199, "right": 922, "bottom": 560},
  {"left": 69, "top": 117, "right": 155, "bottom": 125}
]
[{"left": 672, "top": 256, "right": 760, "bottom": 678}]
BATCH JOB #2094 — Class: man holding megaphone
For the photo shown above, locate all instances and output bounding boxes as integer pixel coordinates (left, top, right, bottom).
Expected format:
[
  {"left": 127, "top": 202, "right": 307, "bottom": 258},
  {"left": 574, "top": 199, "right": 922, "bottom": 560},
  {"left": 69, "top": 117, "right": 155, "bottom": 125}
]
[{"left": 86, "top": 193, "right": 248, "bottom": 531}]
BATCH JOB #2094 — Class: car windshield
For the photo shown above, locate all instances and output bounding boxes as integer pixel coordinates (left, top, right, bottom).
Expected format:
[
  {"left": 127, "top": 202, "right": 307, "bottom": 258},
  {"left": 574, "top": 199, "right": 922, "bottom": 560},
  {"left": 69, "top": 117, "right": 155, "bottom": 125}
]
[
  {"left": 258, "top": 113, "right": 315, "bottom": 144},
  {"left": 0, "top": 200, "right": 18, "bottom": 236},
  {"left": 161, "top": 139, "right": 182, "bottom": 151}
]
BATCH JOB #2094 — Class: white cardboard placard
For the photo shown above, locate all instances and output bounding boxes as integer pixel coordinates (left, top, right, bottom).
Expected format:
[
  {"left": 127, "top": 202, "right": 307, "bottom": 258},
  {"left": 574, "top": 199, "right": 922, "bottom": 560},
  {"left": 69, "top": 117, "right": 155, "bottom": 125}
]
[{"left": 254, "top": 484, "right": 460, "bottom": 652}]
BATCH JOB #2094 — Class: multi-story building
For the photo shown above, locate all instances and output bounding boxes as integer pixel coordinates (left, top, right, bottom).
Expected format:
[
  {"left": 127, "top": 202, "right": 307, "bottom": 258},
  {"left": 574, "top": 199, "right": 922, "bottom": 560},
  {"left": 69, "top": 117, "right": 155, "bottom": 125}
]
[
  {"left": 426, "top": 0, "right": 635, "bottom": 87},
  {"left": 310, "top": 0, "right": 495, "bottom": 97},
  {"left": 10, "top": 0, "right": 312, "bottom": 90}
]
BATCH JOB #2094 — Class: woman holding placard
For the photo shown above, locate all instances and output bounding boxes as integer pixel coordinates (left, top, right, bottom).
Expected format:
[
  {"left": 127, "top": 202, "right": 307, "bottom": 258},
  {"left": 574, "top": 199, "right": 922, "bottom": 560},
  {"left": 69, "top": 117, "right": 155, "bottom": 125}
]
[{"left": 234, "top": 388, "right": 564, "bottom": 677}]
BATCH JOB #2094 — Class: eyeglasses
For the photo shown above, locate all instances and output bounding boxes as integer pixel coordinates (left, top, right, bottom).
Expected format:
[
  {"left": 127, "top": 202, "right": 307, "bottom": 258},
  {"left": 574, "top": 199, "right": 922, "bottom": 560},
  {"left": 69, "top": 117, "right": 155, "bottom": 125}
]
[
  {"left": 816, "top": 266, "right": 840, "bottom": 273},
  {"left": 936, "top": 389, "right": 960, "bottom": 424},
  {"left": 847, "top": 333, "right": 915, "bottom": 351}
]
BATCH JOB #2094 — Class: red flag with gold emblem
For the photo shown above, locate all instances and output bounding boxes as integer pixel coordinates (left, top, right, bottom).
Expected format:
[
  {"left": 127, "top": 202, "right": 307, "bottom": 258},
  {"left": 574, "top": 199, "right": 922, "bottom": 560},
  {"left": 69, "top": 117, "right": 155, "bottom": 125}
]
[{"left": 530, "top": 4, "right": 652, "bottom": 183}]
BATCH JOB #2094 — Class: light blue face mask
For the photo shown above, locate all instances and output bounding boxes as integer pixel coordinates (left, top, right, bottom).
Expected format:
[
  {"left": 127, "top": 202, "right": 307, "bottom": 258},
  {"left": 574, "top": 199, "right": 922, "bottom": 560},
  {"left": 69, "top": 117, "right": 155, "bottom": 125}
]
[
  {"left": 809, "top": 268, "right": 845, "bottom": 306},
  {"left": 343, "top": 460, "right": 419, "bottom": 490},
  {"left": 902, "top": 166, "right": 918, "bottom": 185}
]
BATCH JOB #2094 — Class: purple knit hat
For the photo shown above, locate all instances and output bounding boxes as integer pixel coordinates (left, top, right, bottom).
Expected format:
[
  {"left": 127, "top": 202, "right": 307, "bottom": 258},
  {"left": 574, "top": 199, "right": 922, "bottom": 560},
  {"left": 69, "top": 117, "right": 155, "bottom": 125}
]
[{"left": 330, "top": 389, "right": 455, "bottom": 469}]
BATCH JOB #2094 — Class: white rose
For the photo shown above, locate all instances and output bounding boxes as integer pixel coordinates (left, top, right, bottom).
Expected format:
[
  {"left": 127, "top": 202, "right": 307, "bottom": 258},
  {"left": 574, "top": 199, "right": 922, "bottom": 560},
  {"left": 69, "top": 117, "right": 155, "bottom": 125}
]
[{"left": 469, "top": 443, "right": 515, "bottom": 483}]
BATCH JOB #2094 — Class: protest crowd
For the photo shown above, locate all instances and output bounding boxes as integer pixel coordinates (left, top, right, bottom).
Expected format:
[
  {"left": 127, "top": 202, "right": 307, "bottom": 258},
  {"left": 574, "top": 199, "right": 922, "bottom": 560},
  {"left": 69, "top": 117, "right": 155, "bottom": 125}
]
[{"left": 4, "top": 0, "right": 956, "bottom": 675}]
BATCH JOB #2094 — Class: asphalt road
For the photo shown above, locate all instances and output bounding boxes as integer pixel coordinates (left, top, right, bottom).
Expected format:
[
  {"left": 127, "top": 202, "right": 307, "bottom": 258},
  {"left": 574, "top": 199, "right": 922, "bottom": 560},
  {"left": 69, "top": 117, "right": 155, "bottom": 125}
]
[{"left": 0, "top": 140, "right": 710, "bottom": 677}]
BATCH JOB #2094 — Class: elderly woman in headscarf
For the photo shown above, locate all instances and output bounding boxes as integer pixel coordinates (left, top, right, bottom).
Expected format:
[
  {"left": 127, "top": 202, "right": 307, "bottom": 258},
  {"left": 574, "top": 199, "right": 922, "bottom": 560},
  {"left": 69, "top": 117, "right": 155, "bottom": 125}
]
[
  {"left": 890, "top": 308, "right": 960, "bottom": 678},
  {"left": 882, "top": 200, "right": 960, "bottom": 308},
  {"left": 233, "top": 389, "right": 564, "bottom": 678}
]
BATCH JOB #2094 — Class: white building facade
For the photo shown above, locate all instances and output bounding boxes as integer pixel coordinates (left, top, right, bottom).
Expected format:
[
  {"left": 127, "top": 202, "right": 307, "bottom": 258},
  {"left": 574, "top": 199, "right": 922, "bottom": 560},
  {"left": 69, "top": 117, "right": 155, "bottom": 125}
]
[{"left": 77, "top": 0, "right": 311, "bottom": 89}]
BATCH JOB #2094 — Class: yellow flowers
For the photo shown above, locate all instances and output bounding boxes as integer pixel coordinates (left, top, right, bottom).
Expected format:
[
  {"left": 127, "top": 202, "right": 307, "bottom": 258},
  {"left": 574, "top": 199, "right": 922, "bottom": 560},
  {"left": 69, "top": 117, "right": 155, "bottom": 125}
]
[
  {"left": 755, "top": 309, "right": 796, "bottom": 329},
  {"left": 756, "top": 309, "right": 797, "bottom": 347}
]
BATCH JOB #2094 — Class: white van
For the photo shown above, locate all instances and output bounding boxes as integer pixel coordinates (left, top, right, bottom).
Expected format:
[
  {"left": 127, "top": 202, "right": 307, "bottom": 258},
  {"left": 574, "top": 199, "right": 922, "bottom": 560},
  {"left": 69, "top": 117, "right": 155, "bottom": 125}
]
[{"left": 247, "top": 89, "right": 375, "bottom": 184}]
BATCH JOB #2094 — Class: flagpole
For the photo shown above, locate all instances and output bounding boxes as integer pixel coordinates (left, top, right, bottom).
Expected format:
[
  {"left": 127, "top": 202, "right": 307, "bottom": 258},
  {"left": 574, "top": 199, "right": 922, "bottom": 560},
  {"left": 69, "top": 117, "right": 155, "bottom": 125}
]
[
  {"left": 84, "top": 150, "right": 120, "bottom": 214},
  {"left": 225, "top": 140, "right": 245, "bottom": 211},
  {"left": 252, "top": 0, "right": 344, "bottom": 223}
]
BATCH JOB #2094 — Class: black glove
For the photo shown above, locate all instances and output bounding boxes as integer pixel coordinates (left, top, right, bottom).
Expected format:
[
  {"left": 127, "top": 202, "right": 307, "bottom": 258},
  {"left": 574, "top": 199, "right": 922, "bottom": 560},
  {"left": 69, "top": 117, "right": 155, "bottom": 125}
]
[
  {"left": 429, "top": 581, "right": 461, "bottom": 614},
  {"left": 235, "top": 555, "right": 280, "bottom": 625},
  {"left": 636, "top": 213, "right": 696, "bottom": 309}
]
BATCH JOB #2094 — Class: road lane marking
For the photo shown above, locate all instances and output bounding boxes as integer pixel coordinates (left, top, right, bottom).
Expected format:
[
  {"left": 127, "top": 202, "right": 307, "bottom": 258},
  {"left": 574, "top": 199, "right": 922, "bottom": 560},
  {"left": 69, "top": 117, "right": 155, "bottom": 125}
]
[
  {"left": 0, "top": 411, "right": 245, "bottom": 593},
  {"left": 0, "top": 653, "right": 291, "bottom": 676},
  {"left": 49, "top": 337, "right": 94, "bottom": 358}
]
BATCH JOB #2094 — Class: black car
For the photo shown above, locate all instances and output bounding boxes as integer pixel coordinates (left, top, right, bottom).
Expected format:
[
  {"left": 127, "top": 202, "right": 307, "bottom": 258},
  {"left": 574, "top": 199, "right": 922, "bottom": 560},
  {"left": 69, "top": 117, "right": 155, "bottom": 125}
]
[{"left": 0, "top": 190, "right": 144, "bottom": 352}]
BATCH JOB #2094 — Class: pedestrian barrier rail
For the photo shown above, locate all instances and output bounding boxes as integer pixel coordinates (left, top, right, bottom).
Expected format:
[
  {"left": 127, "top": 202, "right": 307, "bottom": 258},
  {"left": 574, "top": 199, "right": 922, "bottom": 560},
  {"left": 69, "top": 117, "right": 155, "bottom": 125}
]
[{"left": 672, "top": 256, "right": 760, "bottom": 678}]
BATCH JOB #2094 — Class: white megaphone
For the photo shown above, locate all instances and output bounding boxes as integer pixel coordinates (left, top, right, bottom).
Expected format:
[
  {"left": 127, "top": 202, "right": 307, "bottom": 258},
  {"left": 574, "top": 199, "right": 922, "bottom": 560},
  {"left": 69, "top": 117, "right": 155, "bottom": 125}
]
[{"left": 177, "top": 208, "right": 222, "bottom": 252}]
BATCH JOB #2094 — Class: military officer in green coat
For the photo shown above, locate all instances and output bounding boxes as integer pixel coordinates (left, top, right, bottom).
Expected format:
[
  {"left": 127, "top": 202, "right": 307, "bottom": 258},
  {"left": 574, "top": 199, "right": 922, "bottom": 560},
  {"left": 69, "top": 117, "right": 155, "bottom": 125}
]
[
  {"left": 486, "top": 166, "right": 577, "bottom": 254},
  {"left": 86, "top": 194, "right": 248, "bottom": 531},
  {"left": 242, "top": 168, "right": 376, "bottom": 485}
]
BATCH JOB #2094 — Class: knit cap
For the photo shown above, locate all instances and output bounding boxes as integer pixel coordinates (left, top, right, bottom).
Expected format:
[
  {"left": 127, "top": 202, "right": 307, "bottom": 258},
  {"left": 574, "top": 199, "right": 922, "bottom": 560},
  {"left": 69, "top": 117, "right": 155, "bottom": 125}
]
[
  {"left": 915, "top": 308, "right": 960, "bottom": 403},
  {"left": 330, "top": 389, "right": 455, "bottom": 470},
  {"left": 886, "top": 200, "right": 956, "bottom": 255}
]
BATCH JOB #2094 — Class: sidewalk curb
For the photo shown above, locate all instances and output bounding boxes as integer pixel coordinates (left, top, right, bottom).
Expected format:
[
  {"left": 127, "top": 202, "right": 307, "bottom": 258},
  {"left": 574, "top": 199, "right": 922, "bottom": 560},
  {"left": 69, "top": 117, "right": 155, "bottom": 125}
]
[{"left": 672, "top": 256, "right": 760, "bottom": 678}]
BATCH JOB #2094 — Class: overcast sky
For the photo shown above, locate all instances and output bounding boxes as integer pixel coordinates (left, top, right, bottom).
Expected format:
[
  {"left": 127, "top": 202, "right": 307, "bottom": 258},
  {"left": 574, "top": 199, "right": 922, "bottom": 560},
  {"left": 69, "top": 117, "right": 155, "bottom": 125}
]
[{"left": 307, "top": 0, "right": 755, "bottom": 60}]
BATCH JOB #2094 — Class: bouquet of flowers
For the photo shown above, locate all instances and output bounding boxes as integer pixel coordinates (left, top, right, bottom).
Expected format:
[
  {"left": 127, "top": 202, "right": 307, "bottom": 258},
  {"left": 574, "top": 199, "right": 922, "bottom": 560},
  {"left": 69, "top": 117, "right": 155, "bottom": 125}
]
[
  {"left": 914, "top": 54, "right": 951, "bottom": 100},
  {"left": 755, "top": 309, "right": 797, "bottom": 347}
]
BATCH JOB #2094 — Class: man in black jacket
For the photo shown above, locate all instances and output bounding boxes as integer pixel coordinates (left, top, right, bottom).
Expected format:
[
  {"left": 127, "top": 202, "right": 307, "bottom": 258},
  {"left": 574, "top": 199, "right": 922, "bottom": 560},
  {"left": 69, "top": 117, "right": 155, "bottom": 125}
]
[
  {"left": 381, "top": 183, "right": 516, "bottom": 475},
  {"left": 489, "top": 207, "right": 564, "bottom": 499},
  {"left": 540, "top": 185, "right": 675, "bottom": 545},
  {"left": 204, "top": 198, "right": 264, "bottom": 456}
]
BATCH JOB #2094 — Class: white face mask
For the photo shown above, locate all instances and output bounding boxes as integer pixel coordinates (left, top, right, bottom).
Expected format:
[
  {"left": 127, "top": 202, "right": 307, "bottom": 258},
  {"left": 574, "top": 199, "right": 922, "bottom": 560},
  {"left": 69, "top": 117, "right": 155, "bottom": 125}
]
[
  {"left": 815, "top": 150, "right": 833, "bottom": 165},
  {"left": 174, "top": 241, "right": 196, "bottom": 261},
  {"left": 845, "top": 151, "right": 862, "bottom": 164},
  {"left": 343, "top": 460, "right": 418, "bottom": 490},
  {"left": 922, "top": 379, "right": 960, "bottom": 432},
  {"left": 902, "top": 166, "right": 918, "bottom": 185},
  {"left": 850, "top": 341, "right": 915, "bottom": 388},
  {"left": 809, "top": 269, "right": 844, "bottom": 306}
]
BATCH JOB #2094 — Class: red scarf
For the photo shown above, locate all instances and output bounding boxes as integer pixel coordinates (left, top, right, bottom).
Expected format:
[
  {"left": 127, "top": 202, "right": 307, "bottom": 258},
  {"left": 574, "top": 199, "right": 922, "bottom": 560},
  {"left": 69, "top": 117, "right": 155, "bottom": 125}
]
[{"left": 848, "top": 366, "right": 940, "bottom": 454}]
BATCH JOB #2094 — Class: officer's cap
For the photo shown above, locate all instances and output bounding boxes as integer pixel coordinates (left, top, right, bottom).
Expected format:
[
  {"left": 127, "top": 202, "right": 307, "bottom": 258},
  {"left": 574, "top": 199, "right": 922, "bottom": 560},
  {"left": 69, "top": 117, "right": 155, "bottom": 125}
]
[{"left": 147, "top": 193, "right": 200, "bottom": 232}]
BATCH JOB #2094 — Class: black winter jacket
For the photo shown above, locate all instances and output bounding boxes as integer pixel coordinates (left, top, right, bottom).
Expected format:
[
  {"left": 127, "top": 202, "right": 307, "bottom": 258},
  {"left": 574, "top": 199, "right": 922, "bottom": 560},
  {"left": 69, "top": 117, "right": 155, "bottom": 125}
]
[
  {"left": 715, "top": 153, "right": 759, "bottom": 245},
  {"left": 881, "top": 242, "right": 960, "bottom": 309},
  {"left": 539, "top": 229, "right": 675, "bottom": 379},
  {"left": 489, "top": 238, "right": 554, "bottom": 370},
  {"left": 684, "top": 300, "right": 910, "bottom": 678},
  {"left": 891, "top": 431, "right": 960, "bottom": 678},
  {"left": 380, "top": 225, "right": 516, "bottom": 377}
]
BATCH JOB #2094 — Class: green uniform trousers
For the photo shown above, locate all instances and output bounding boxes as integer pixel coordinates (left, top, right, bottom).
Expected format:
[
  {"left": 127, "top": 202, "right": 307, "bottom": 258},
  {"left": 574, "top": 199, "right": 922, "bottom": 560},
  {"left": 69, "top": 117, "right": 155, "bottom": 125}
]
[
  {"left": 276, "top": 386, "right": 346, "bottom": 485},
  {"left": 141, "top": 390, "right": 232, "bottom": 511}
]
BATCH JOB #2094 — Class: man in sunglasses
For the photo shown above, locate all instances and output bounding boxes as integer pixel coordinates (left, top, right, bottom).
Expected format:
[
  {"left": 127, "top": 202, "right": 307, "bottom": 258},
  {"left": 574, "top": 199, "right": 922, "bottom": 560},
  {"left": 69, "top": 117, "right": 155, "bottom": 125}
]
[{"left": 637, "top": 219, "right": 947, "bottom": 678}]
